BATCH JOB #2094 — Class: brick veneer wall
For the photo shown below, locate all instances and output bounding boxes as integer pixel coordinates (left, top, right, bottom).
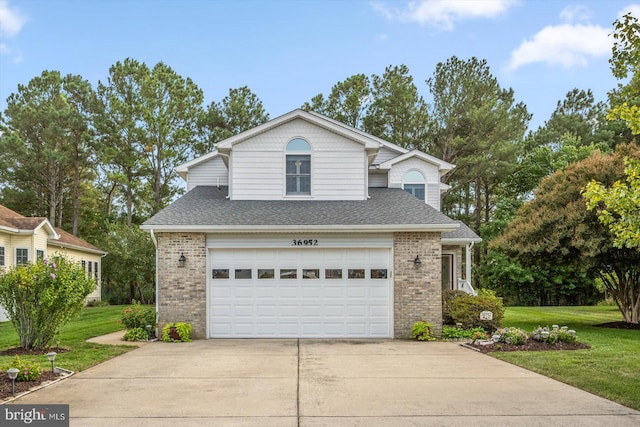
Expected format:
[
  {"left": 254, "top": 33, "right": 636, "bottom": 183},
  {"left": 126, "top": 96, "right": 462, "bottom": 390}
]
[
  {"left": 394, "top": 232, "right": 442, "bottom": 338},
  {"left": 156, "top": 233, "right": 207, "bottom": 338}
]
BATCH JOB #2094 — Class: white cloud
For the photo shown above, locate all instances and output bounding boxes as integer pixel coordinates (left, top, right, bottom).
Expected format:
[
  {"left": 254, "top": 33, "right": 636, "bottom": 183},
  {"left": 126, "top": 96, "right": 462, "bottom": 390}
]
[
  {"left": 0, "top": 0, "right": 27, "bottom": 37},
  {"left": 506, "top": 23, "right": 610, "bottom": 71},
  {"left": 559, "top": 5, "right": 592, "bottom": 23},
  {"left": 372, "top": 0, "right": 517, "bottom": 30},
  {"left": 618, "top": 4, "right": 640, "bottom": 18}
]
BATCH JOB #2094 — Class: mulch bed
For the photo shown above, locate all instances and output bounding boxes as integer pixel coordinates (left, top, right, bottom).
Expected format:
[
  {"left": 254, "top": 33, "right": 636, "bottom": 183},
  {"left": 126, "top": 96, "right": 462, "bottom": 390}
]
[
  {"left": 0, "top": 347, "right": 70, "bottom": 401},
  {"left": 466, "top": 340, "right": 591, "bottom": 353},
  {"left": 0, "top": 347, "right": 69, "bottom": 356},
  {"left": 0, "top": 371, "right": 62, "bottom": 401},
  {"left": 594, "top": 321, "right": 640, "bottom": 330}
]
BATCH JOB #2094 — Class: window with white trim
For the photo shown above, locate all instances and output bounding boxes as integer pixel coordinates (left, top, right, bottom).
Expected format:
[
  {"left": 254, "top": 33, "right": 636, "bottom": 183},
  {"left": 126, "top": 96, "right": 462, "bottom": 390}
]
[
  {"left": 36, "top": 250, "right": 45, "bottom": 261},
  {"left": 286, "top": 138, "right": 311, "bottom": 195},
  {"left": 403, "top": 170, "right": 425, "bottom": 201},
  {"left": 16, "top": 248, "right": 29, "bottom": 265},
  {"left": 0, "top": 247, "right": 5, "bottom": 266}
]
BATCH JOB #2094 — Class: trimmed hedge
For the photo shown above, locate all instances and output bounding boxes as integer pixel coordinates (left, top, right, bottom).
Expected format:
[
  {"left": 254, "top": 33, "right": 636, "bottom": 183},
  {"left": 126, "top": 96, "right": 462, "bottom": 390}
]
[{"left": 443, "top": 289, "right": 504, "bottom": 331}]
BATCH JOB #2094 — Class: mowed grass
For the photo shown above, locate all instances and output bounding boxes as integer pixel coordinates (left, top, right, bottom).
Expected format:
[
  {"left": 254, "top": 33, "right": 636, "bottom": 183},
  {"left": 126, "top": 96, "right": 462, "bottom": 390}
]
[
  {"left": 0, "top": 305, "right": 137, "bottom": 372},
  {"left": 494, "top": 306, "right": 640, "bottom": 411}
]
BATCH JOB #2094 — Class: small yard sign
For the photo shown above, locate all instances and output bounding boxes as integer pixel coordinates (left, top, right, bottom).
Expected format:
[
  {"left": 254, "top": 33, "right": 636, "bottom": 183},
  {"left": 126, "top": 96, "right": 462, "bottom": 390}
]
[{"left": 480, "top": 311, "right": 494, "bottom": 321}]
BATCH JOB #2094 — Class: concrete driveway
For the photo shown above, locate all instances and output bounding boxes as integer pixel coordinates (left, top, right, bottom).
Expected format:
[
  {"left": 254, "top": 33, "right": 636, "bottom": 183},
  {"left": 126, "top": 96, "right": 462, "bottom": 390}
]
[{"left": 10, "top": 339, "right": 640, "bottom": 426}]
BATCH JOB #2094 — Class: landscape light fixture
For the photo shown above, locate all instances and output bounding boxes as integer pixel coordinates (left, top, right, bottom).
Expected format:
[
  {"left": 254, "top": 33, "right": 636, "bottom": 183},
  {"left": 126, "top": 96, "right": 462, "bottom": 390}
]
[
  {"left": 7, "top": 368, "right": 19, "bottom": 396},
  {"left": 46, "top": 352, "right": 57, "bottom": 373},
  {"left": 413, "top": 255, "right": 422, "bottom": 267},
  {"left": 178, "top": 253, "right": 186, "bottom": 268}
]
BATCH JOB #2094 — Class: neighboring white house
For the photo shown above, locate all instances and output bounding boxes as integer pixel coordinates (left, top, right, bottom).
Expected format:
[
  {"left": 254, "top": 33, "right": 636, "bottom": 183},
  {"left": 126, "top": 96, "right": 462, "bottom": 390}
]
[
  {"left": 142, "top": 109, "right": 481, "bottom": 339},
  {"left": 0, "top": 204, "right": 105, "bottom": 322}
]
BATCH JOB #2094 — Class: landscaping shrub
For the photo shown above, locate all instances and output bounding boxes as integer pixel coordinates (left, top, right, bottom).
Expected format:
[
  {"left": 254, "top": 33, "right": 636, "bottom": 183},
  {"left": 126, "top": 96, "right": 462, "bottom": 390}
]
[
  {"left": 123, "top": 327, "right": 149, "bottom": 341},
  {"left": 411, "top": 321, "right": 436, "bottom": 341},
  {"left": 121, "top": 300, "right": 156, "bottom": 330},
  {"left": 442, "top": 290, "right": 467, "bottom": 324},
  {"left": 493, "top": 327, "right": 528, "bottom": 345},
  {"left": 8, "top": 356, "right": 42, "bottom": 382},
  {"left": 531, "top": 325, "right": 578, "bottom": 344},
  {"left": 162, "top": 322, "right": 192, "bottom": 342},
  {"left": 0, "top": 256, "right": 96, "bottom": 350},
  {"left": 445, "top": 289, "right": 504, "bottom": 331},
  {"left": 442, "top": 326, "right": 487, "bottom": 340}
]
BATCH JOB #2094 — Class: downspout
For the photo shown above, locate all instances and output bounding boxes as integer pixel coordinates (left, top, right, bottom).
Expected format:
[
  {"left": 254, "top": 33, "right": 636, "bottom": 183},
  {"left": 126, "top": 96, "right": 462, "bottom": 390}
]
[
  {"left": 466, "top": 242, "right": 474, "bottom": 287},
  {"left": 149, "top": 229, "right": 159, "bottom": 334}
]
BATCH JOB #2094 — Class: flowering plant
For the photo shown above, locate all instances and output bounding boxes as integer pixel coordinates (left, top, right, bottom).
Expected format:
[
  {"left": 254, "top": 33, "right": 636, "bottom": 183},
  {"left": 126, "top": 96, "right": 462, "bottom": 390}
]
[
  {"left": 8, "top": 356, "right": 42, "bottom": 382},
  {"left": 121, "top": 300, "right": 155, "bottom": 330},
  {"left": 494, "top": 327, "right": 528, "bottom": 345}
]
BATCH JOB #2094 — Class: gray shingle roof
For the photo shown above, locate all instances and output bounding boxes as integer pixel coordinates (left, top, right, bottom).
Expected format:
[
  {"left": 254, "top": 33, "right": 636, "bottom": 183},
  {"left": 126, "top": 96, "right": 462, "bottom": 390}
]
[
  {"left": 442, "top": 221, "right": 482, "bottom": 243},
  {"left": 142, "top": 186, "right": 459, "bottom": 231}
]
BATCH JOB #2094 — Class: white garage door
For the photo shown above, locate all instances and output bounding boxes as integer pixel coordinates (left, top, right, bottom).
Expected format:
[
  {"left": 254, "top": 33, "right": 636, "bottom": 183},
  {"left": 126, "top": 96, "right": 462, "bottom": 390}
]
[{"left": 209, "top": 248, "right": 391, "bottom": 338}]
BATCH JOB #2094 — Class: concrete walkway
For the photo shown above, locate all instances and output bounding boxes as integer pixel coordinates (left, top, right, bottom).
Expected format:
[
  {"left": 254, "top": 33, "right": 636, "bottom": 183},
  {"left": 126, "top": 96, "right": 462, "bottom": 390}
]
[{"left": 9, "top": 339, "right": 640, "bottom": 426}]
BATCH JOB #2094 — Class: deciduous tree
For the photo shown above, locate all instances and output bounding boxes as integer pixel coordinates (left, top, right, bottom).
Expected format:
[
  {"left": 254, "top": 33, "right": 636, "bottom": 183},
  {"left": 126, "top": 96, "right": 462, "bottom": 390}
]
[{"left": 492, "top": 145, "right": 640, "bottom": 323}]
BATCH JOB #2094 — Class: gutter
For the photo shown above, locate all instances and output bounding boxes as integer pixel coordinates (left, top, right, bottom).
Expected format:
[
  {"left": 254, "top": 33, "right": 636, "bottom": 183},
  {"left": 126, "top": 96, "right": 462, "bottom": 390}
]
[
  {"left": 149, "top": 229, "right": 159, "bottom": 333},
  {"left": 139, "top": 223, "right": 461, "bottom": 233}
]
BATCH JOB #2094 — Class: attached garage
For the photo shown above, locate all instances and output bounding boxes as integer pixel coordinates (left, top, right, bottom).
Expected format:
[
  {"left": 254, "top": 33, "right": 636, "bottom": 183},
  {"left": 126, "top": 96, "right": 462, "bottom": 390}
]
[{"left": 208, "top": 246, "right": 392, "bottom": 338}]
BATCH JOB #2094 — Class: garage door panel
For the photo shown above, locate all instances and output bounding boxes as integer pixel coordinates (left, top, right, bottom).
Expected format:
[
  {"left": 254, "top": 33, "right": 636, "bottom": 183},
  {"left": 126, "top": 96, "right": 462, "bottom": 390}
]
[{"left": 209, "top": 248, "right": 391, "bottom": 338}]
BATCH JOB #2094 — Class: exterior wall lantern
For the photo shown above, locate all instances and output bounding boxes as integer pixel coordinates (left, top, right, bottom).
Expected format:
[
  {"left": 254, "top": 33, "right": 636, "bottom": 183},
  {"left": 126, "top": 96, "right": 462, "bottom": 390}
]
[
  {"left": 178, "top": 253, "right": 186, "bottom": 268},
  {"left": 7, "top": 367, "right": 19, "bottom": 396},
  {"left": 413, "top": 255, "right": 422, "bottom": 267},
  {"left": 46, "top": 351, "right": 57, "bottom": 373}
]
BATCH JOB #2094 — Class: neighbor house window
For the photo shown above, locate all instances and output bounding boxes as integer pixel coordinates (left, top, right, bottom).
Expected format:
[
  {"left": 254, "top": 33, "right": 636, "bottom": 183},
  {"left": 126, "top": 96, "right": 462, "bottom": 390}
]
[
  {"left": 36, "top": 250, "right": 45, "bottom": 261},
  {"left": 403, "top": 170, "right": 425, "bottom": 201},
  {"left": 286, "top": 138, "right": 311, "bottom": 195},
  {"left": 94, "top": 262, "right": 99, "bottom": 280},
  {"left": 0, "top": 247, "right": 5, "bottom": 266},
  {"left": 15, "top": 248, "right": 29, "bottom": 265}
]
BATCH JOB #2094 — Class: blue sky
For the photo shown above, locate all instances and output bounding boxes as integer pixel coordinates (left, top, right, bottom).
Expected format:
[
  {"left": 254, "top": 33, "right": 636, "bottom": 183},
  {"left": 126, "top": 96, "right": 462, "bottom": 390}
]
[{"left": 1, "top": 0, "right": 638, "bottom": 131}]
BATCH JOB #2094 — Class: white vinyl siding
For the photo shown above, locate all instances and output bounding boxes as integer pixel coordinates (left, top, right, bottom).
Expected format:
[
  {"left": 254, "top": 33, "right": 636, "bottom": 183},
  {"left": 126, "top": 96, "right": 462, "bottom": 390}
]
[
  {"left": 230, "top": 119, "right": 366, "bottom": 200},
  {"left": 373, "top": 147, "right": 404, "bottom": 165},
  {"left": 388, "top": 158, "right": 443, "bottom": 211},
  {"left": 186, "top": 156, "right": 229, "bottom": 191},
  {"left": 368, "top": 172, "right": 388, "bottom": 188}
]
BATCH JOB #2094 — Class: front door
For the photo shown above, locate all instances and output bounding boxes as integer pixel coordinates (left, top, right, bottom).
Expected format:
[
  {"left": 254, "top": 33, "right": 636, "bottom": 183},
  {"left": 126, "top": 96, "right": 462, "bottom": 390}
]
[{"left": 441, "top": 253, "right": 454, "bottom": 291}]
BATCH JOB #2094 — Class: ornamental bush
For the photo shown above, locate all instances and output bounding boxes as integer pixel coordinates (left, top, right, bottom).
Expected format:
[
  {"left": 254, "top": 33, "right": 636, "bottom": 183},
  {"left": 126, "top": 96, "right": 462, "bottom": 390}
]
[
  {"left": 531, "top": 325, "right": 578, "bottom": 344},
  {"left": 121, "top": 300, "right": 156, "bottom": 330},
  {"left": 444, "top": 289, "right": 505, "bottom": 331},
  {"left": 411, "top": 321, "right": 436, "bottom": 341},
  {"left": 8, "top": 356, "right": 43, "bottom": 382},
  {"left": 0, "top": 256, "right": 95, "bottom": 350},
  {"left": 494, "top": 327, "right": 528, "bottom": 345},
  {"left": 123, "top": 327, "right": 149, "bottom": 341},
  {"left": 162, "top": 322, "right": 192, "bottom": 342}
]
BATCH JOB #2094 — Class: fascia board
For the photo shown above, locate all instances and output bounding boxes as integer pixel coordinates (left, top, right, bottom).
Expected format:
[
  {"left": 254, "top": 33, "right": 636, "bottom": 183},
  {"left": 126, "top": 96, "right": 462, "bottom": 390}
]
[
  {"left": 442, "top": 237, "right": 483, "bottom": 245},
  {"left": 379, "top": 150, "right": 455, "bottom": 171},
  {"left": 141, "top": 223, "right": 460, "bottom": 233},
  {"left": 48, "top": 240, "right": 107, "bottom": 255}
]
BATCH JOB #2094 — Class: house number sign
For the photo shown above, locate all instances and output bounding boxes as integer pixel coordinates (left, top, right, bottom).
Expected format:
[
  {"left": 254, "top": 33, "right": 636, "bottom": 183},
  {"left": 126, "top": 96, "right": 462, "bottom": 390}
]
[{"left": 291, "top": 239, "right": 318, "bottom": 246}]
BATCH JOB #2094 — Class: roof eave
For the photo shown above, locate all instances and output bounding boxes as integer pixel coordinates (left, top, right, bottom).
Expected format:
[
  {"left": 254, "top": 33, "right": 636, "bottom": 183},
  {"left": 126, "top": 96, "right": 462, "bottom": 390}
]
[
  {"left": 141, "top": 223, "right": 460, "bottom": 233},
  {"left": 47, "top": 240, "right": 107, "bottom": 255}
]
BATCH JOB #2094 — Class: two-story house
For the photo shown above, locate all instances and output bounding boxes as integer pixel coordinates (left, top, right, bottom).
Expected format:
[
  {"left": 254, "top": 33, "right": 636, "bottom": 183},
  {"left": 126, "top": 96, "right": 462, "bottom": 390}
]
[
  {"left": 142, "top": 109, "right": 480, "bottom": 339},
  {"left": 0, "top": 204, "right": 105, "bottom": 321}
]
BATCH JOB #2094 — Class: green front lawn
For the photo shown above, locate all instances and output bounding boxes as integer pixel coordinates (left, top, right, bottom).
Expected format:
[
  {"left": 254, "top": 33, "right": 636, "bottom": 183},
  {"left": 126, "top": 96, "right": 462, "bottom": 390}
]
[
  {"left": 495, "top": 306, "right": 640, "bottom": 411},
  {"left": 0, "top": 305, "right": 136, "bottom": 372}
]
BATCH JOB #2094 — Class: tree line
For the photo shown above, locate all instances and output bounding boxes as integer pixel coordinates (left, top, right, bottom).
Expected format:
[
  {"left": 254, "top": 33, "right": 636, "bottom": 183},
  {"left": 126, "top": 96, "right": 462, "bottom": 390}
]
[{"left": 1, "top": 14, "right": 637, "bottom": 314}]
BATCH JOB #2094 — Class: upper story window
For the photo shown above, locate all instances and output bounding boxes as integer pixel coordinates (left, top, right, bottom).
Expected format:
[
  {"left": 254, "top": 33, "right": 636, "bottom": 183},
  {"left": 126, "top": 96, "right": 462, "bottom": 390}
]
[
  {"left": 403, "top": 170, "right": 425, "bottom": 201},
  {"left": 286, "top": 138, "right": 311, "bottom": 195},
  {"left": 16, "top": 248, "right": 29, "bottom": 265}
]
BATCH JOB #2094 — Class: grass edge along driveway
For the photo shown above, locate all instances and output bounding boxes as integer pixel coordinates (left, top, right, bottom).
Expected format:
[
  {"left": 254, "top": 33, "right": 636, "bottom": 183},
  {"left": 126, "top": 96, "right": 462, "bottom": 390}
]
[
  {"left": 0, "top": 305, "right": 136, "bottom": 373},
  {"left": 495, "top": 305, "right": 639, "bottom": 411}
]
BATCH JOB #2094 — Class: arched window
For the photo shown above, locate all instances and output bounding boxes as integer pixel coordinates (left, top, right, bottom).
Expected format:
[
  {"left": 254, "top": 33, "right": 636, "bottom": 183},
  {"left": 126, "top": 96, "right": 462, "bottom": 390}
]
[
  {"left": 403, "top": 170, "right": 425, "bottom": 201},
  {"left": 286, "top": 138, "right": 311, "bottom": 195}
]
